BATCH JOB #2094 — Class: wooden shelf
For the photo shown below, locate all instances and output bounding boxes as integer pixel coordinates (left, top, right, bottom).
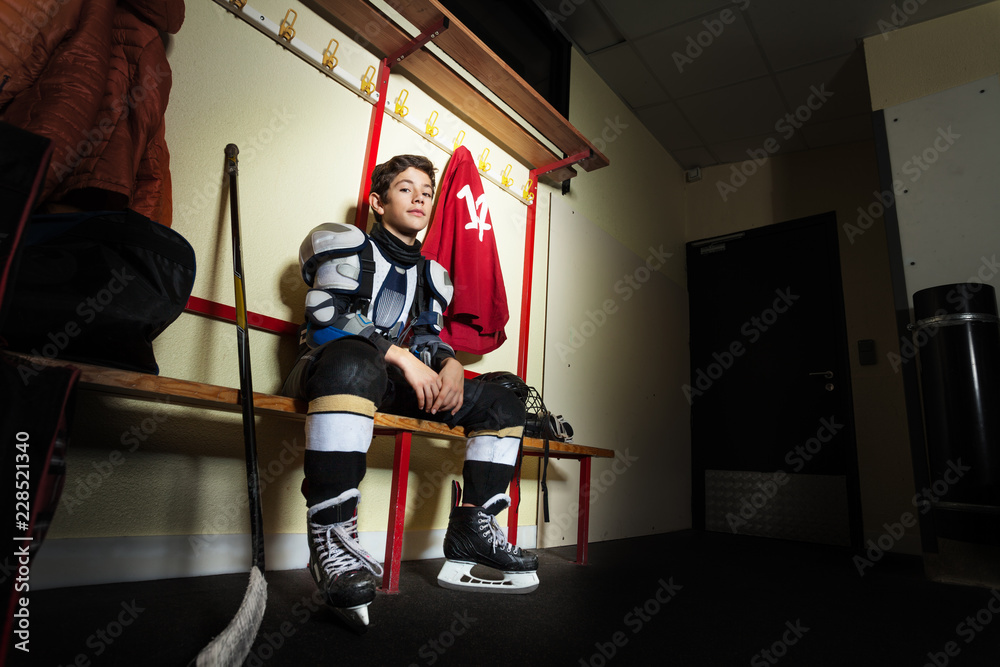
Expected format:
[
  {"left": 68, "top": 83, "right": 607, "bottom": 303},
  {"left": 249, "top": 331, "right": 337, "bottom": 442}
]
[
  {"left": 304, "top": 0, "right": 609, "bottom": 184},
  {"left": 10, "top": 352, "right": 613, "bottom": 459}
]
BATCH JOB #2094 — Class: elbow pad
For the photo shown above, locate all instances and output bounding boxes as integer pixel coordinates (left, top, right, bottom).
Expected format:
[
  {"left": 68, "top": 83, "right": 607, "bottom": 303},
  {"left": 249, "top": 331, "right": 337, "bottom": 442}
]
[
  {"left": 424, "top": 260, "right": 453, "bottom": 317},
  {"left": 409, "top": 333, "right": 455, "bottom": 368}
]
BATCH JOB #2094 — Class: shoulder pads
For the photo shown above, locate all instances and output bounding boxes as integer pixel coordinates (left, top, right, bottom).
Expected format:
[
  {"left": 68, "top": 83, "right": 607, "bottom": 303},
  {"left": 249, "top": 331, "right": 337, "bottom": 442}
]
[
  {"left": 299, "top": 222, "right": 368, "bottom": 287},
  {"left": 424, "top": 260, "right": 454, "bottom": 311}
]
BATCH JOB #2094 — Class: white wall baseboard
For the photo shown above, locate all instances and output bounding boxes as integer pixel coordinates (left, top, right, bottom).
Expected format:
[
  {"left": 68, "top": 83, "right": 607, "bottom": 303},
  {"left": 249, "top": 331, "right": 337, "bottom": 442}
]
[{"left": 31, "top": 527, "right": 538, "bottom": 590}]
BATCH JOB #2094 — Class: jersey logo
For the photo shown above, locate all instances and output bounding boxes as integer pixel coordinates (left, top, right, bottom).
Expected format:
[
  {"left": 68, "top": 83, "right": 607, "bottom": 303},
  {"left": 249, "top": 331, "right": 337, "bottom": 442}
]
[{"left": 457, "top": 183, "right": 491, "bottom": 242}]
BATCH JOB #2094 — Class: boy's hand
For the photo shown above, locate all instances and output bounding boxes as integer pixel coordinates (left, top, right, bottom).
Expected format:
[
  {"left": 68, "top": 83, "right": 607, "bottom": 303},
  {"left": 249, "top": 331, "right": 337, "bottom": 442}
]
[
  {"left": 433, "top": 357, "right": 465, "bottom": 416},
  {"left": 386, "top": 345, "right": 441, "bottom": 411}
]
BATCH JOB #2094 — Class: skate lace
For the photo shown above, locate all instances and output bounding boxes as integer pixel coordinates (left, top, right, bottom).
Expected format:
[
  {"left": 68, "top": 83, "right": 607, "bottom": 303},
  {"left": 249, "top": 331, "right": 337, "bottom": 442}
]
[
  {"left": 478, "top": 513, "right": 519, "bottom": 555},
  {"left": 311, "top": 515, "right": 384, "bottom": 578}
]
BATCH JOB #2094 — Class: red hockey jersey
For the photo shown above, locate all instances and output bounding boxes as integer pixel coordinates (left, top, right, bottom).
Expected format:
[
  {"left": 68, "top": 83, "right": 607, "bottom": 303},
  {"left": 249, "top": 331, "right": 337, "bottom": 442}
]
[{"left": 422, "top": 146, "right": 509, "bottom": 354}]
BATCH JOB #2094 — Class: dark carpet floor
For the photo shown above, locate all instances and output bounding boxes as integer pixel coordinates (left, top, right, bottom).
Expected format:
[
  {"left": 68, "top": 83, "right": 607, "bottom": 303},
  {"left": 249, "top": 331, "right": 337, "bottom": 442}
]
[{"left": 19, "top": 530, "right": 1000, "bottom": 666}]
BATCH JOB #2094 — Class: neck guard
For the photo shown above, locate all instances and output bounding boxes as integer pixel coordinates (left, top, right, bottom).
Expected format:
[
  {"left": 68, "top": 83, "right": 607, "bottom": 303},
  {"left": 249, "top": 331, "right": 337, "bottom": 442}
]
[{"left": 370, "top": 222, "right": 421, "bottom": 268}]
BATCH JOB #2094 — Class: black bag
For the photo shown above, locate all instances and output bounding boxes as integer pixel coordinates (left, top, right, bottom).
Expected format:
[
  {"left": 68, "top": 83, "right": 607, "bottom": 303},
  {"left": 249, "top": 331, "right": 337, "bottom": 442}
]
[
  {"left": 0, "top": 209, "right": 196, "bottom": 374},
  {"left": 478, "top": 371, "right": 575, "bottom": 523},
  {"left": 0, "top": 355, "right": 79, "bottom": 664},
  {"left": 0, "top": 121, "right": 53, "bottom": 331}
]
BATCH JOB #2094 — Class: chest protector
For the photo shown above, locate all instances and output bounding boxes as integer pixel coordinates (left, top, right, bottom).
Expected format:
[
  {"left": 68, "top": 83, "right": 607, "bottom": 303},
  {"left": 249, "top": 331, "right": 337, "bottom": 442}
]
[{"left": 297, "top": 223, "right": 453, "bottom": 359}]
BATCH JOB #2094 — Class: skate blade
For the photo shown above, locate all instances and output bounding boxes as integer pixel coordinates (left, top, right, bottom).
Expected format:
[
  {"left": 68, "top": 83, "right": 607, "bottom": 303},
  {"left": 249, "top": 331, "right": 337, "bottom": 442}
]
[
  {"left": 436, "top": 560, "right": 539, "bottom": 594},
  {"left": 331, "top": 602, "right": 371, "bottom": 634}
]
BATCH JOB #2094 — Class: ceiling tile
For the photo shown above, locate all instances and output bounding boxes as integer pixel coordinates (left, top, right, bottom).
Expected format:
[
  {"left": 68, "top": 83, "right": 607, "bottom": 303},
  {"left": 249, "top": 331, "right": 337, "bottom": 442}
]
[
  {"left": 557, "top": 0, "right": 996, "bottom": 163},
  {"left": 634, "top": 9, "right": 769, "bottom": 99},
  {"left": 773, "top": 51, "right": 871, "bottom": 124},
  {"left": 635, "top": 102, "right": 701, "bottom": 150},
  {"left": 709, "top": 131, "right": 807, "bottom": 165},
  {"left": 857, "top": 0, "right": 996, "bottom": 40},
  {"left": 745, "top": 0, "right": 887, "bottom": 70},
  {"left": 536, "top": 0, "right": 625, "bottom": 53},
  {"left": 799, "top": 114, "right": 874, "bottom": 150},
  {"left": 675, "top": 77, "right": 787, "bottom": 145},
  {"left": 597, "top": 0, "right": 737, "bottom": 40},
  {"left": 588, "top": 44, "right": 670, "bottom": 108},
  {"left": 670, "top": 146, "right": 718, "bottom": 170}
]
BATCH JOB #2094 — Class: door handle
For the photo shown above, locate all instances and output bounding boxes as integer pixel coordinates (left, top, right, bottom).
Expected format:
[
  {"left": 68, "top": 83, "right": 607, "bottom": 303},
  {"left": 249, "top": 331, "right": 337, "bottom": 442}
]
[{"left": 809, "top": 371, "right": 834, "bottom": 379}]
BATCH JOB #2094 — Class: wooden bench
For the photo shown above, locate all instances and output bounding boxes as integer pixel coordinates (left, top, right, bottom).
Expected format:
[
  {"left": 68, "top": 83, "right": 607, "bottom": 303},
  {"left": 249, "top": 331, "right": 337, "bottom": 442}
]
[{"left": 8, "top": 351, "right": 614, "bottom": 592}]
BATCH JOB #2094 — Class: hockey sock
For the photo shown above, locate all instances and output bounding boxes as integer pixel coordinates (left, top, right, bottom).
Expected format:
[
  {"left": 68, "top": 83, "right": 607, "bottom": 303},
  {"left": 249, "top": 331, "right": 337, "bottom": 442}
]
[
  {"left": 461, "top": 428, "right": 522, "bottom": 507},
  {"left": 305, "top": 393, "right": 375, "bottom": 523},
  {"left": 304, "top": 451, "right": 366, "bottom": 521}
]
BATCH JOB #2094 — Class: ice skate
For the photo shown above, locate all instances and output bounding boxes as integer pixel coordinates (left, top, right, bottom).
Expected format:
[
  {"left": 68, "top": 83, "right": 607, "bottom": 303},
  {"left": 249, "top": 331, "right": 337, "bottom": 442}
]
[
  {"left": 307, "top": 489, "right": 384, "bottom": 632},
  {"left": 438, "top": 482, "right": 539, "bottom": 594}
]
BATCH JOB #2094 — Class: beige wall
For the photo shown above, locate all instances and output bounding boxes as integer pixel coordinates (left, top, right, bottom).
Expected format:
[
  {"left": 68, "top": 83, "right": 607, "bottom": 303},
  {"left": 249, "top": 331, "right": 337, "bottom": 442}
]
[
  {"left": 865, "top": 1, "right": 1000, "bottom": 111},
  {"left": 537, "top": 50, "right": 691, "bottom": 548}
]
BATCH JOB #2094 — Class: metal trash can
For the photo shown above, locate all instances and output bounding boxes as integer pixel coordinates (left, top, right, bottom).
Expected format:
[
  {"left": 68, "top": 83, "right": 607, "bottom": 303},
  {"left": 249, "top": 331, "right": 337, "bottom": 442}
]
[{"left": 913, "top": 283, "right": 1000, "bottom": 545}]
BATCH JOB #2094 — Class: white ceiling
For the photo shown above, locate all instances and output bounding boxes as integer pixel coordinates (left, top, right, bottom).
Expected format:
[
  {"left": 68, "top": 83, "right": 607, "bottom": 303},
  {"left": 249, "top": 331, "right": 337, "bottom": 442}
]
[{"left": 533, "top": 0, "right": 993, "bottom": 169}]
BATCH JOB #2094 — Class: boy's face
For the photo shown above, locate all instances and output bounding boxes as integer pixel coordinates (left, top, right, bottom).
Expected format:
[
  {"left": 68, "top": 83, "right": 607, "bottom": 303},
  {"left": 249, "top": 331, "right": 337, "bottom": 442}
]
[{"left": 370, "top": 166, "right": 434, "bottom": 244}]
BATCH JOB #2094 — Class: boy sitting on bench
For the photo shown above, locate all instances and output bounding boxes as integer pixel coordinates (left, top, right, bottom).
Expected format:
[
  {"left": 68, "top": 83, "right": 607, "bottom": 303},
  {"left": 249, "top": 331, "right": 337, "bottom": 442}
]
[{"left": 282, "top": 155, "right": 538, "bottom": 632}]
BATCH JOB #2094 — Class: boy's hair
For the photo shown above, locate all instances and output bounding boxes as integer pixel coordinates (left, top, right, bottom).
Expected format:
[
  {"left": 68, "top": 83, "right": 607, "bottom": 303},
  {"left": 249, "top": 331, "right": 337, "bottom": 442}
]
[{"left": 369, "top": 155, "right": 436, "bottom": 222}]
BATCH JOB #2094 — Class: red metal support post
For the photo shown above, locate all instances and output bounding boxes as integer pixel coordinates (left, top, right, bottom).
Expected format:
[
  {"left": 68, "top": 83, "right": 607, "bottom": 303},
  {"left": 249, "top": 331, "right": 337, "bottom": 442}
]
[
  {"left": 515, "top": 171, "right": 539, "bottom": 381},
  {"left": 515, "top": 150, "right": 592, "bottom": 380},
  {"left": 511, "top": 150, "right": 593, "bottom": 544},
  {"left": 354, "top": 57, "right": 391, "bottom": 230},
  {"left": 507, "top": 462, "right": 521, "bottom": 545},
  {"left": 353, "top": 18, "right": 448, "bottom": 230},
  {"left": 577, "top": 456, "right": 591, "bottom": 564},
  {"left": 387, "top": 17, "right": 448, "bottom": 64},
  {"left": 382, "top": 430, "right": 412, "bottom": 594}
]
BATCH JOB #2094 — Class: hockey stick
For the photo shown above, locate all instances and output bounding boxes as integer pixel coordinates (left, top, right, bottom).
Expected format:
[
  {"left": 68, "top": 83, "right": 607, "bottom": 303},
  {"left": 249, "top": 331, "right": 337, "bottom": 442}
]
[{"left": 194, "top": 144, "right": 267, "bottom": 666}]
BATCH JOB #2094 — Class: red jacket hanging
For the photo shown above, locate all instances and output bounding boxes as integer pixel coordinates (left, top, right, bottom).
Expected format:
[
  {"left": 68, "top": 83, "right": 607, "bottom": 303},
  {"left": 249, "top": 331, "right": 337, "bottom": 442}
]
[{"left": 422, "top": 146, "right": 509, "bottom": 354}]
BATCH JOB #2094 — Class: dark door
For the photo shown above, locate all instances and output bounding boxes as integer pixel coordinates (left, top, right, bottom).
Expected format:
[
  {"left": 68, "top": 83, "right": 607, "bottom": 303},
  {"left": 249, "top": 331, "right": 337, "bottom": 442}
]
[{"left": 687, "top": 212, "right": 861, "bottom": 547}]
